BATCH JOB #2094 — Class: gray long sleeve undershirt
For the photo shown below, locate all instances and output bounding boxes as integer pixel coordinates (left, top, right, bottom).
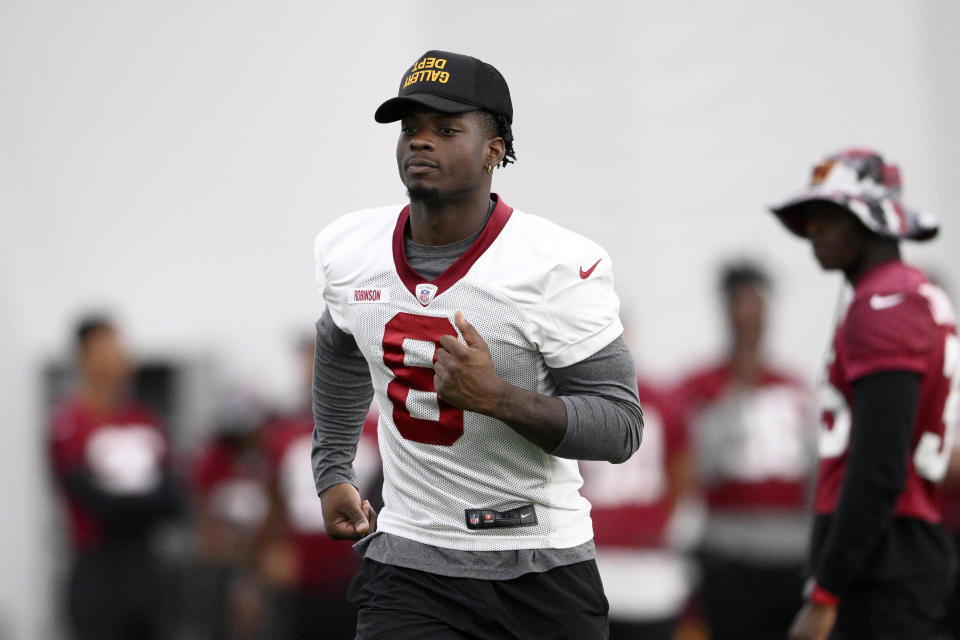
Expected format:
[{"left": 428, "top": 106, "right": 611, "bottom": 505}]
[{"left": 310, "top": 310, "right": 375, "bottom": 494}]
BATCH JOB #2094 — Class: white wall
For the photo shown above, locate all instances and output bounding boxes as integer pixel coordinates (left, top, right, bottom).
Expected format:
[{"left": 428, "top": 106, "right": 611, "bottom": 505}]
[{"left": 2, "top": 1, "right": 958, "bottom": 637}]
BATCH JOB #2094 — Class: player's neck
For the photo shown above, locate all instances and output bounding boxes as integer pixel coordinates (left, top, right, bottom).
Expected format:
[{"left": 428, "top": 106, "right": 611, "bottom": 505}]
[
  {"left": 729, "top": 344, "right": 762, "bottom": 383},
  {"left": 80, "top": 378, "right": 125, "bottom": 412},
  {"left": 844, "top": 241, "right": 900, "bottom": 286},
  {"left": 407, "top": 188, "right": 493, "bottom": 246}
]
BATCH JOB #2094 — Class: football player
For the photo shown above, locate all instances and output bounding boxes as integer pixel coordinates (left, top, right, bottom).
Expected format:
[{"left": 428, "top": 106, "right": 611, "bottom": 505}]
[
  {"left": 189, "top": 390, "right": 270, "bottom": 640},
  {"left": 49, "top": 315, "right": 182, "bottom": 640},
  {"left": 674, "top": 261, "right": 816, "bottom": 640},
  {"left": 311, "top": 50, "right": 643, "bottom": 638},
  {"left": 770, "top": 149, "right": 958, "bottom": 640}
]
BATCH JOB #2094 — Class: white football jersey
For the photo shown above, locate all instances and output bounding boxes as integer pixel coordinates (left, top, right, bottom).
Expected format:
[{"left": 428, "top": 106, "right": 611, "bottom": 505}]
[{"left": 314, "top": 196, "right": 623, "bottom": 551}]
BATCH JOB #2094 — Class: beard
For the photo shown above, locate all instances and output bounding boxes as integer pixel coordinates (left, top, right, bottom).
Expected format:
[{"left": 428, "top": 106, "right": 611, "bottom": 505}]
[{"left": 407, "top": 185, "right": 443, "bottom": 204}]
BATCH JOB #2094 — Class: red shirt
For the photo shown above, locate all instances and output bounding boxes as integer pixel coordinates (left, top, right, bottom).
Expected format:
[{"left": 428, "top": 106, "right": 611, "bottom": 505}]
[
  {"left": 49, "top": 395, "right": 169, "bottom": 551},
  {"left": 260, "top": 409, "right": 380, "bottom": 592},
  {"left": 815, "top": 260, "right": 958, "bottom": 523},
  {"left": 191, "top": 438, "right": 270, "bottom": 530},
  {"left": 675, "top": 363, "right": 814, "bottom": 510},
  {"left": 580, "top": 380, "right": 688, "bottom": 548}
]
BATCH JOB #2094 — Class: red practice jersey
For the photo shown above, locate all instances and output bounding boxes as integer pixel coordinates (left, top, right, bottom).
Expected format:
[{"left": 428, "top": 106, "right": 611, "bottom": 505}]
[
  {"left": 816, "top": 260, "right": 959, "bottom": 523},
  {"left": 675, "top": 364, "right": 814, "bottom": 511},
  {"left": 580, "top": 381, "right": 688, "bottom": 548},
  {"left": 49, "top": 396, "right": 170, "bottom": 551},
  {"left": 191, "top": 438, "right": 270, "bottom": 532},
  {"left": 261, "top": 409, "right": 380, "bottom": 592}
]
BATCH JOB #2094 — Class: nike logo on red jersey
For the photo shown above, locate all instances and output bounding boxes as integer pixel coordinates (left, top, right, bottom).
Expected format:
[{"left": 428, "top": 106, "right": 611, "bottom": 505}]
[
  {"left": 579, "top": 259, "right": 601, "bottom": 279},
  {"left": 870, "top": 293, "right": 905, "bottom": 310}
]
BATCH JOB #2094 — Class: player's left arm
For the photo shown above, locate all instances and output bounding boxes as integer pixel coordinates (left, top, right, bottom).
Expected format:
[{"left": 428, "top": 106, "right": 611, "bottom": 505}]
[
  {"left": 435, "top": 311, "right": 567, "bottom": 451},
  {"left": 546, "top": 337, "right": 643, "bottom": 463},
  {"left": 814, "top": 370, "right": 921, "bottom": 593},
  {"left": 62, "top": 465, "right": 184, "bottom": 530},
  {"left": 435, "top": 312, "right": 642, "bottom": 461},
  {"left": 790, "top": 369, "right": 919, "bottom": 640},
  {"left": 801, "top": 291, "right": 938, "bottom": 615}
]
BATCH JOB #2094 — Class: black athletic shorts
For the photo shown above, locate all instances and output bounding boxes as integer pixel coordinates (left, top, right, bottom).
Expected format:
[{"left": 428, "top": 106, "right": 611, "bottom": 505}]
[
  {"left": 832, "top": 574, "right": 954, "bottom": 640},
  {"left": 67, "top": 541, "right": 163, "bottom": 640},
  {"left": 811, "top": 515, "right": 956, "bottom": 639},
  {"left": 348, "top": 558, "right": 609, "bottom": 639}
]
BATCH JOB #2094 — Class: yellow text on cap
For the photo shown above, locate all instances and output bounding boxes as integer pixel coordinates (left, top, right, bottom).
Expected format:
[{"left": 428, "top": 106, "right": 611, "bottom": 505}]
[
  {"left": 403, "top": 56, "right": 450, "bottom": 88},
  {"left": 413, "top": 56, "right": 447, "bottom": 71}
]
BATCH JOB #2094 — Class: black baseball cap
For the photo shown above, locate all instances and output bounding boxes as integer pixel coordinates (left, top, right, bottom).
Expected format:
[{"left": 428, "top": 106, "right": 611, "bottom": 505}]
[{"left": 375, "top": 50, "right": 513, "bottom": 124}]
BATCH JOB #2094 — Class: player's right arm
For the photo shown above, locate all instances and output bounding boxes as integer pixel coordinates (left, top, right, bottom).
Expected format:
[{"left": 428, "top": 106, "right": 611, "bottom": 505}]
[
  {"left": 311, "top": 309, "right": 378, "bottom": 540},
  {"left": 313, "top": 213, "right": 390, "bottom": 540}
]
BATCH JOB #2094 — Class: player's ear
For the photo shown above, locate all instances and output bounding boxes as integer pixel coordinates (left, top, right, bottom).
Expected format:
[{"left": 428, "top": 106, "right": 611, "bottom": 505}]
[{"left": 485, "top": 137, "right": 505, "bottom": 169}]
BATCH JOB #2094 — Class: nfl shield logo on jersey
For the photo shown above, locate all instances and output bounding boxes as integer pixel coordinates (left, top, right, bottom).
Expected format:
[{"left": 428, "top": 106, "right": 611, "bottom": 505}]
[{"left": 417, "top": 283, "right": 438, "bottom": 306}]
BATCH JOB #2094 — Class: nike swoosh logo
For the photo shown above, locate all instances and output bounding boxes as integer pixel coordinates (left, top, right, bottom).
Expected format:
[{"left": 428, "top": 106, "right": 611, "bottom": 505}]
[
  {"left": 520, "top": 512, "right": 532, "bottom": 519},
  {"left": 579, "top": 259, "right": 601, "bottom": 279},
  {"left": 870, "top": 293, "right": 905, "bottom": 310}
]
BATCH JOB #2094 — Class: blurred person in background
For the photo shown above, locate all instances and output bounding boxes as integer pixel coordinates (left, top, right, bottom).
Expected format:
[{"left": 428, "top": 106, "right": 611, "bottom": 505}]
[
  {"left": 674, "top": 262, "right": 816, "bottom": 640},
  {"left": 940, "top": 440, "right": 960, "bottom": 640},
  {"left": 48, "top": 315, "right": 183, "bottom": 640},
  {"left": 188, "top": 388, "right": 271, "bottom": 640},
  {"left": 579, "top": 365, "right": 695, "bottom": 640},
  {"left": 940, "top": 429, "right": 960, "bottom": 639},
  {"left": 930, "top": 272, "right": 960, "bottom": 640},
  {"left": 770, "top": 150, "right": 957, "bottom": 640},
  {"left": 257, "top": 334, "right": 380, "bottom": 640}
]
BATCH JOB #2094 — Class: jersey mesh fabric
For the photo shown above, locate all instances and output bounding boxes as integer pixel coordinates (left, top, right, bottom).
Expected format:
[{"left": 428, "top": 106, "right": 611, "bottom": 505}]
[
  {"left": 347, "top": 273, "right": 573, "bottom": 550},
  {"left": 315, "top": 200, "right": 620, "bottom": 552}
]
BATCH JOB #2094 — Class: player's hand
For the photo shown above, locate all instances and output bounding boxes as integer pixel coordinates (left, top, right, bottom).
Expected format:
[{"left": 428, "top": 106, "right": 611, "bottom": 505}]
[
  {"left": 319, "top": 482, "right": 377, "bottom": 540},
  {"left": 788, "top": 602, "right": 837, "bottom": 640},
  {"left": 435, "top": 311, "right": 505, "bottom": 415}
]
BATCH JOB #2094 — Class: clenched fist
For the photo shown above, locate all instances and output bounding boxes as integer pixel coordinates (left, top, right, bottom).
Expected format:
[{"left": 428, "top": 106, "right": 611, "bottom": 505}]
[{"left": 319, "top": 482, "right": 377, "bottom": 540}]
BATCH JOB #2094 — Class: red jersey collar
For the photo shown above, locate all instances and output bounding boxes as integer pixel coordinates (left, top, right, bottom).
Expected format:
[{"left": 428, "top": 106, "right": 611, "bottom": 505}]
[
  {"left": 854, "top": 258, "right": 906, "bottom": 292},
  {"left": 392, "top": 194, "right": 514, "bottom": 300}
]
